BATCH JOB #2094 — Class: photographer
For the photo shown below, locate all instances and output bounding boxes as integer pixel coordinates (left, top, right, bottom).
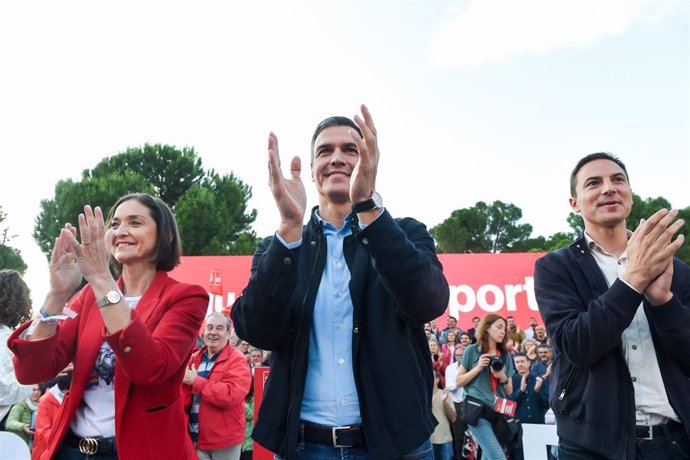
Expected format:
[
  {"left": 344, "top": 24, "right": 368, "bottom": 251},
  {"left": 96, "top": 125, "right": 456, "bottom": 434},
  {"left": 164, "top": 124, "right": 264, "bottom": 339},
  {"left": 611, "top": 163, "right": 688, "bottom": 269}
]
[{"left": 456, "top": 314, "right": 515, "bottom": 460}]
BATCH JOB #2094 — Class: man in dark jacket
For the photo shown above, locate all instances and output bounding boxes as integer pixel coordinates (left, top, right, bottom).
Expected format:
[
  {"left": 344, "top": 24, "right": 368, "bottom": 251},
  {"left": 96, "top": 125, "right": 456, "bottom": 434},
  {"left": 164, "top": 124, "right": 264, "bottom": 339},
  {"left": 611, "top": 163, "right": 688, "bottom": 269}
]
[
  {"left": 231, "top": 105, "right": 449, "bottom": 459},
  {"left": 534, "top": 152, "right": 690, "bottom": 459}
]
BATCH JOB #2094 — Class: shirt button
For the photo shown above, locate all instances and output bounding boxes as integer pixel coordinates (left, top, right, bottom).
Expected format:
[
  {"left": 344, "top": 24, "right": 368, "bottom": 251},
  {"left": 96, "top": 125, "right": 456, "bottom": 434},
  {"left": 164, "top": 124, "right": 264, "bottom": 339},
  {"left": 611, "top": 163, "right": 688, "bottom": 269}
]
[
  {"left": 283, "top": 257, "right": 291, "bottom": 265},
  {"left": 340, "top": 398, "right": 347, "bottom": 405},
  {"left": 631, "top": 345, "right": 637, "bottom": 350},
  {"left": 336, "top": 291, "right": 343, "bottom": 297},
  {"left": 336, "top": 262, "right": 342, "bottom": 269},
  {"left": 353, "top": 328, "right": 359, "bottom": 334},
  {"left": 124, "top": 346, "right": 132, "bottom": 353},
  {"left": 336, "top": 322, "right": 344, "bottom": 329},
  {"left": 362, "top": 238, "right": 369, "bottom": 245},
  {"left": 631, "top": 376, "right": 637, "bottom": 382},
  {"left": 338, "top": 358, "right": 345, "bottom": 365},
  {"left": 310, "top": 241, "right": 316, "bottom": 246}
]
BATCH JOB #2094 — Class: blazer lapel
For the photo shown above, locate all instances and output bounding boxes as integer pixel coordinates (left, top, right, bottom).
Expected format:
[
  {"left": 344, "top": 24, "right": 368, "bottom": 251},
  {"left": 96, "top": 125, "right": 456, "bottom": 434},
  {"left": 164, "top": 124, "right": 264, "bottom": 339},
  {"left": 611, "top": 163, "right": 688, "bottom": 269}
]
[
  {"left": 129, "top": 271, "right": 168, "bottom": 326},
  {"left": 571, "top": 235, "right": 609, "bottom": 301}
]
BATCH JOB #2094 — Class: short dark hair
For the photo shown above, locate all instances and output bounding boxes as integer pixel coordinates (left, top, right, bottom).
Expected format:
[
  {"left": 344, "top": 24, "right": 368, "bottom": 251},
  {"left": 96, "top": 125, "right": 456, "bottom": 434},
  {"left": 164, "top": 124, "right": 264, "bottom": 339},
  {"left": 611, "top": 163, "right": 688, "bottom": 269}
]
[
  {"left": 570, "top": 152, "right": 629, "bottom": 198},
  {"left": 106, "top": 193, "right": 181, "bottom": 273},
  {"left": 310, "top": 116, "right": 362, "bottom": 163},
  {"left": 0, "top": 270, "right": 32, "bottom": 328},
  {"left": 513, "top": 352, "right": 528, "bottom": 360},
  {"left": 536, "top": 343, "right": 551, "bottom": 351}
]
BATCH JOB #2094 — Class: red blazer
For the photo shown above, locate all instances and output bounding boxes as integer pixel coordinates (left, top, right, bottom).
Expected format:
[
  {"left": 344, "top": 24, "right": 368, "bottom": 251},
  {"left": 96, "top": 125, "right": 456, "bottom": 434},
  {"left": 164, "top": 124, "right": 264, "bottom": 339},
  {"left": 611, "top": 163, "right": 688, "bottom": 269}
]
[
  {"left": 9, "top": 271, "right": 208, "bottom": 460},
  {"left": 182, "top": 343, "right": 251, "bottom": 450}
]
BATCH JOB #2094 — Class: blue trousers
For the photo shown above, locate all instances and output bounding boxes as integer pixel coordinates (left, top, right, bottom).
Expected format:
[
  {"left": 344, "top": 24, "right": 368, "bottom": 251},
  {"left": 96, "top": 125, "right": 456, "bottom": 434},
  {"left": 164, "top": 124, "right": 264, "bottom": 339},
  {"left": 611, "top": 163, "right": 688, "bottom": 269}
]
[{"left": 276, "top": 438, "right": 434, "bottom": 459}]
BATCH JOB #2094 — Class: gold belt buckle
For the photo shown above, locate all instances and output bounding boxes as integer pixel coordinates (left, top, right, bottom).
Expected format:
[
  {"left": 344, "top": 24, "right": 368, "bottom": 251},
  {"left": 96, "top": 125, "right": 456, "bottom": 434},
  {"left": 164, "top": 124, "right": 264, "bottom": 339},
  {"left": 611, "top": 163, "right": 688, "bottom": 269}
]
[{"left": 79, "top": 437, "right": 99, "bottom": 455}]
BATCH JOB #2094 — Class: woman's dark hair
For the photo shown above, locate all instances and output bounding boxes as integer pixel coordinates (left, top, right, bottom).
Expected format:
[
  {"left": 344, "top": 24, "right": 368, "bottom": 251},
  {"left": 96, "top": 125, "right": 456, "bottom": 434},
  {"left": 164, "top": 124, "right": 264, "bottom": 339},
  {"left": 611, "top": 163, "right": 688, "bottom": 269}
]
[
  {"left": 476, "top": 314, "right": 509, "bottom": 355},
  {"left": 105, "top": 193, "right": 181, "bottom": 273},
  {"left": 0, "top": 269, "right": 32, "bottom": 328}
]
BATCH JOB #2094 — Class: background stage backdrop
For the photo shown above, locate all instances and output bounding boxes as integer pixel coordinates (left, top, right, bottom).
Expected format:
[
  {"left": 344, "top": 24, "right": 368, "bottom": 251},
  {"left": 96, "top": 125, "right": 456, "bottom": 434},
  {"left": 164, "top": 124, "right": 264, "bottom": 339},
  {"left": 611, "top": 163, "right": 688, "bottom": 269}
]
[{"left": 172, "top": 253, "right": 546, "bottom": 330}]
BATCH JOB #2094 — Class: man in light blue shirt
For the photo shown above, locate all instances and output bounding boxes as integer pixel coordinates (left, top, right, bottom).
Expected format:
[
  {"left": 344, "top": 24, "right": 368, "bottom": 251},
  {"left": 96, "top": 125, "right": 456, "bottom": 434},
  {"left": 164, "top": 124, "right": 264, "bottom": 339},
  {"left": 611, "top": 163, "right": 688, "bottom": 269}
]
[{"left": 232, "top": 105, "right": 450, "bottom": 459}]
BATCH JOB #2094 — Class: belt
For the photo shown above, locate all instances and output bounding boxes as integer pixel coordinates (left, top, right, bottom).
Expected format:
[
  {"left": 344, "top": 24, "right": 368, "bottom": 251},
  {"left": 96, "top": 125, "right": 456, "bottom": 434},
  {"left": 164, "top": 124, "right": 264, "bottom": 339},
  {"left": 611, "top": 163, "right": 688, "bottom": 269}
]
[
  {"left": 635, "top": 420, "right": 683, "bottom": 441},
  {"left": 300, "top": 421, "right": 365, "bottom": 448},
  {"left": 64, "top": 431, "right": 117, "bottom": 455}
]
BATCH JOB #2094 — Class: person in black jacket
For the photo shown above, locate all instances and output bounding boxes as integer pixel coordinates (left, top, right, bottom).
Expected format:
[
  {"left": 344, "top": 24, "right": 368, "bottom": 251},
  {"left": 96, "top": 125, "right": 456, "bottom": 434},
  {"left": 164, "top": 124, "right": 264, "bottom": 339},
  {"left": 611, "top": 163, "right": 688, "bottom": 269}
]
[
  {"left": 534, "top": 152, "right": 690, "bottom": 459},
  {"left": 231, "top": 105, "right": 449, "bottom": 460}
]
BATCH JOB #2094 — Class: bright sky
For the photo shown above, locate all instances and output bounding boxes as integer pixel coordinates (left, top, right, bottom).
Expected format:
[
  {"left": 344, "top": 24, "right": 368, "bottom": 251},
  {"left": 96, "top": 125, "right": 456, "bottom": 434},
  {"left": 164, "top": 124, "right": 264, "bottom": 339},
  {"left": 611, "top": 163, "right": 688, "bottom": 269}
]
[{"left": 1, "top": 0, "right": 688, "bottom": 308}]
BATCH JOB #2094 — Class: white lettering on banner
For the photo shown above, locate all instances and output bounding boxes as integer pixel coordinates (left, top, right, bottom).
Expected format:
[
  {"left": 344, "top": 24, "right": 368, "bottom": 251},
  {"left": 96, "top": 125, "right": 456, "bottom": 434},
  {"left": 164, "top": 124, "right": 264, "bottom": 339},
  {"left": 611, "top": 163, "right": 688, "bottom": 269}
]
[
  {"left": 448, "top": 277, "right": 539, "bottom": 317},
  {"left": 206, "top": 292, "right": 237, "bottom": 315}
]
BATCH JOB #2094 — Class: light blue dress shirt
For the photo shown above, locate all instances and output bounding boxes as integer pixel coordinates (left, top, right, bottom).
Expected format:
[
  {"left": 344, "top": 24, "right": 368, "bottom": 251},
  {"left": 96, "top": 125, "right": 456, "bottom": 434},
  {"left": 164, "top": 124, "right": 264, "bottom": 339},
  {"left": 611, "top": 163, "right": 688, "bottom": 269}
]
[{"left": 276, "top": 211, "right": 362, "bottom": 426}]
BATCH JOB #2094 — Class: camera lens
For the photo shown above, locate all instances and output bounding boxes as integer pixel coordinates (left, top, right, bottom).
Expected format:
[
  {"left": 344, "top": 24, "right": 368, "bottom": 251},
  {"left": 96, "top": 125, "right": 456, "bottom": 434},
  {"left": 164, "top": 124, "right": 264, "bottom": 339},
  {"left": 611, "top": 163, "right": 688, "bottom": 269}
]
[{"left": 490, "top": 358, "right": 504, "bottom": 372}]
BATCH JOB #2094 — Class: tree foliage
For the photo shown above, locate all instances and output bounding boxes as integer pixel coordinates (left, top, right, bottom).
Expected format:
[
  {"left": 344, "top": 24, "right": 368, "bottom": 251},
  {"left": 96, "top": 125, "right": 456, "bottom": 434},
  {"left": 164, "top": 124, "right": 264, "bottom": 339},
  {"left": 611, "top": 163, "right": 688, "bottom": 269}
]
[
  {"left": 0, "top": 206, "right": 28, "bottom": 273},
  {"left": 34, "top": 144, "right": 258, "bottom": 259},
  {"left": 432, "top": 194, "right": 688, "bottom": 264},
  {"left": 431, "top": 201, "right": 533, "bottom": 253}
]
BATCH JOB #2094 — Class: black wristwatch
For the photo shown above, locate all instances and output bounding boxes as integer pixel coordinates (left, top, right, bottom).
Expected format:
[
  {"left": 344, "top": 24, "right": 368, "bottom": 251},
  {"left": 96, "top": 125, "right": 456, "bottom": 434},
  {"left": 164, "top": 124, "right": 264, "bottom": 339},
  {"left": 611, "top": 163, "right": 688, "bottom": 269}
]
[{"left": 352, "top": 192, "right": 383, "bottom": 214}]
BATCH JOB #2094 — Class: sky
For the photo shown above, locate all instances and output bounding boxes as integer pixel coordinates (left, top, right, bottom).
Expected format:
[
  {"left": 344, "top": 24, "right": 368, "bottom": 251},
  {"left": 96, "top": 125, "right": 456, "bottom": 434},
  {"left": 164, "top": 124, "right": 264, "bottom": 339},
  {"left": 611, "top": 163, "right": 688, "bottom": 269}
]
[{"left": 1, "top": 0, "right": 688, "bottom": 308}]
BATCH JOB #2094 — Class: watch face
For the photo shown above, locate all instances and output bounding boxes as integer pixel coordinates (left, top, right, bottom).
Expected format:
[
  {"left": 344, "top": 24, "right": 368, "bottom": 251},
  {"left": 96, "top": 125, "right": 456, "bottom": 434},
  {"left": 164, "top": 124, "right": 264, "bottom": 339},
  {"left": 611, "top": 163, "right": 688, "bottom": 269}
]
[
  {"left": 371, "top": 192, "right": 383, "bottom": 208},
  {"left": 106, "top": 290, "right": 122, "bottom": 304}
]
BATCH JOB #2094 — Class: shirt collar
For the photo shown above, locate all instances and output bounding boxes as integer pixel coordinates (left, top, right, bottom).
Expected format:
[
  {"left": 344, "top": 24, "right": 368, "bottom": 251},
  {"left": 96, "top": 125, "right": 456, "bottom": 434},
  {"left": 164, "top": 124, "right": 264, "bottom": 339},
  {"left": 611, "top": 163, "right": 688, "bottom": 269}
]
[{"left": 584, "top": 230, "right": 633, "bottom": 256}]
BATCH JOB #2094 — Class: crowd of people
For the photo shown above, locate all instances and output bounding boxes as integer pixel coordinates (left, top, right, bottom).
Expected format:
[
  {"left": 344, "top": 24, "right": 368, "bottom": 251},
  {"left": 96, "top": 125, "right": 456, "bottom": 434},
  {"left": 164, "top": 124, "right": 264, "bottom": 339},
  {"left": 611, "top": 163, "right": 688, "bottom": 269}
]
[
  {"left": 425, "top": 314, "right": 554, "bottom": 460},
  {"left": 1, "top": 109, "right": 689, "bottom": 460}
]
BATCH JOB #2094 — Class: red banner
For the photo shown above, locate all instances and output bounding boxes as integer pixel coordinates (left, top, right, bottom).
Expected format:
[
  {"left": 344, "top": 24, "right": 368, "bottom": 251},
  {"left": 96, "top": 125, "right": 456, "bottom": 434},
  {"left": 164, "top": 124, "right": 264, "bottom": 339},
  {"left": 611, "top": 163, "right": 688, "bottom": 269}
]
[{"left": 171, "top": 253, "right": 545, "bottom": 330}]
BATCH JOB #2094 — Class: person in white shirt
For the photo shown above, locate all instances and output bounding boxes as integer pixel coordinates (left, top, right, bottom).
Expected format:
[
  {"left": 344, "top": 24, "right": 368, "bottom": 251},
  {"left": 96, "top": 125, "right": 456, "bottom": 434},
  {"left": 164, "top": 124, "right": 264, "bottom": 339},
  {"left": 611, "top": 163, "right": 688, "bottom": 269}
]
[{"left": 445, "top": 345, "right": 467, "bottom": 460}]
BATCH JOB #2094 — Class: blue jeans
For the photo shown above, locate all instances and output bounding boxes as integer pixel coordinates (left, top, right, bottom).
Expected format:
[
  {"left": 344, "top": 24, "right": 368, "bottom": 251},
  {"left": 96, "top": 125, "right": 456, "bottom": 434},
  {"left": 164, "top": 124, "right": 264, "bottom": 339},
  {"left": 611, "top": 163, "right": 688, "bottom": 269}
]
[
  {"left": 636, "top": 425, "right": 690, "bottom": 460},
  {"left": 468, "top": 418, "right": 505, "bottom": 460},
  {"left": 276, "top": 438, "right": 433, "bottom": 459},
  {"left": 432, "top": 442, "right": 453, "bottom": 460},
  {"left": 558, "top": 440, "right": 608, "bottom": 460},
  {"left": 560, "top": 430, "right": 690, "bottom": 460}
]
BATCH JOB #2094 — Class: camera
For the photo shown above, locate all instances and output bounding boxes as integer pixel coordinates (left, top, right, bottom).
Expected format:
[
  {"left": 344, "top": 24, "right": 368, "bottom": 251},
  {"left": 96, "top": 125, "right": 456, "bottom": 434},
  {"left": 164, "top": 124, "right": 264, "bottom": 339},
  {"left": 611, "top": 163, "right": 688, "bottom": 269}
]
[{"left": 489, "top": 356, "right": 504, "bottom": 372}]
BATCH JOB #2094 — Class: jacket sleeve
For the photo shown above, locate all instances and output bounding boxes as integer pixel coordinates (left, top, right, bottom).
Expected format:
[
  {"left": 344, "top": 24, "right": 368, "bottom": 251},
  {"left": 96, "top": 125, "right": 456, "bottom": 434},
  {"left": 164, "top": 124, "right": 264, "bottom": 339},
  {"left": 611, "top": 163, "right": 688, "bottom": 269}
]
[
  {"left": 9, "top": 287, "right": 88, "bottom": 385},
  {"left": 508, "top": 374, "right": 523, "bottom": 401},
  {"left": 232, "top": 236, "right": 300, "bottom": 350},
  {"left": 534, "top": 252, "right": 643, "bottom": 368},
  {"left": 643, "top": 259, "right": 690, "bottom": 373},
  {"left": 190, "top": 351, "right": 251, "bottom": 409},
  {"left": 5, "top": 403, "right": 28, "bottom": 433},
  {"left": 355, "top": 210, "right": 449, "bottom": 324},
  {"left": 105, "top": 283, "right": 208, "bottom": 384}
]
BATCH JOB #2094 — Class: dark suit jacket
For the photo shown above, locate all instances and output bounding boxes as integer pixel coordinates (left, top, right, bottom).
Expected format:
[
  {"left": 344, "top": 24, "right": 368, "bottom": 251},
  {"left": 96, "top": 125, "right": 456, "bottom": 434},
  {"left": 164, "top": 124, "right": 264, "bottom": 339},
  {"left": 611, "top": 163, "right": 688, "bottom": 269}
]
[
  {"left": 534, "top": 234, "right": 690, "bottom": 459},
  {"left": 9, "top": 271, "right": 208, "bottom": 460},
  {"left": 232, "top": 208, "right": 449, "bottom": 459}
]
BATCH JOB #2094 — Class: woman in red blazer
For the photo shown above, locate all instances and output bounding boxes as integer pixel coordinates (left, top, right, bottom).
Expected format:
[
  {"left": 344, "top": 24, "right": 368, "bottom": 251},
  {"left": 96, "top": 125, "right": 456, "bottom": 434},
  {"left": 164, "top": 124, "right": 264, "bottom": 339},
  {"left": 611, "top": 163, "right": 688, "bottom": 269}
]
[{"left": 9, "top": 193, "right": 208, "bottom": 460}]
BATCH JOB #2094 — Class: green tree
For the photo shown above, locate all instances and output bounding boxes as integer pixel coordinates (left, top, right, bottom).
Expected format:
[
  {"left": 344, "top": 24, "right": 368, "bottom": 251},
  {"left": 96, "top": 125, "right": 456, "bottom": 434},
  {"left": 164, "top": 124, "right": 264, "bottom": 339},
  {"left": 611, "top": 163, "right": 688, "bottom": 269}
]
[
  {"left": 431, "top": 201, "right": 533, "bottom": 253},
  {"left": 175, "top": 171, "right": 258, "bottom": 255},
  {"left": 34, "top": 144, "right": 258, "bottom": 258},
  {"left": 0, "top": 206, "right": 28, "bottom": 273},
  {"left": 563, "top": 194, "right": 688, "bottom": 264},
  {"left": 87, "top": 144, "right": 204, "bottom": 206}
]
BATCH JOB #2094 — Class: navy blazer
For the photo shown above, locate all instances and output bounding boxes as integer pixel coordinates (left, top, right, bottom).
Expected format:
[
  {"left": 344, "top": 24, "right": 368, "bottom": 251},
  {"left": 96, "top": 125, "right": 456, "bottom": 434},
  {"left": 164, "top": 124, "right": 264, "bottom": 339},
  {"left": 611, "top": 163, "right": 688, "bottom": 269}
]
[
  {"left": 534, "top": 234, "right": 690, "bottom": 459},
  {"left": 232, "top": 208, "right": 449, "bottom": 459}
]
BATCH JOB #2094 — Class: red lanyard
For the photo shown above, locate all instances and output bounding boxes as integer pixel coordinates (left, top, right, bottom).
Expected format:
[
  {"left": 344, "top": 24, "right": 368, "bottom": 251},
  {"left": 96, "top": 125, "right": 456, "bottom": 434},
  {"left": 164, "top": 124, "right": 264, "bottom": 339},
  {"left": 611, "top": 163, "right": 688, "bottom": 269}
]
[{"left": 490, "top": 350, "right": 500, "bottom": 394}]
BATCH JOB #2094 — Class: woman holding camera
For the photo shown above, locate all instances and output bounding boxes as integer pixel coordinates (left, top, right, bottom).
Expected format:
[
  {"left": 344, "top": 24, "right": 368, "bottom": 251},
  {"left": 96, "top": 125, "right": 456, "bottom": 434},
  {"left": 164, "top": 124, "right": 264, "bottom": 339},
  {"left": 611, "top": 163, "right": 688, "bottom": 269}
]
[{"left": 456, "top": 314, "right": 514, "bottom": 460}]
